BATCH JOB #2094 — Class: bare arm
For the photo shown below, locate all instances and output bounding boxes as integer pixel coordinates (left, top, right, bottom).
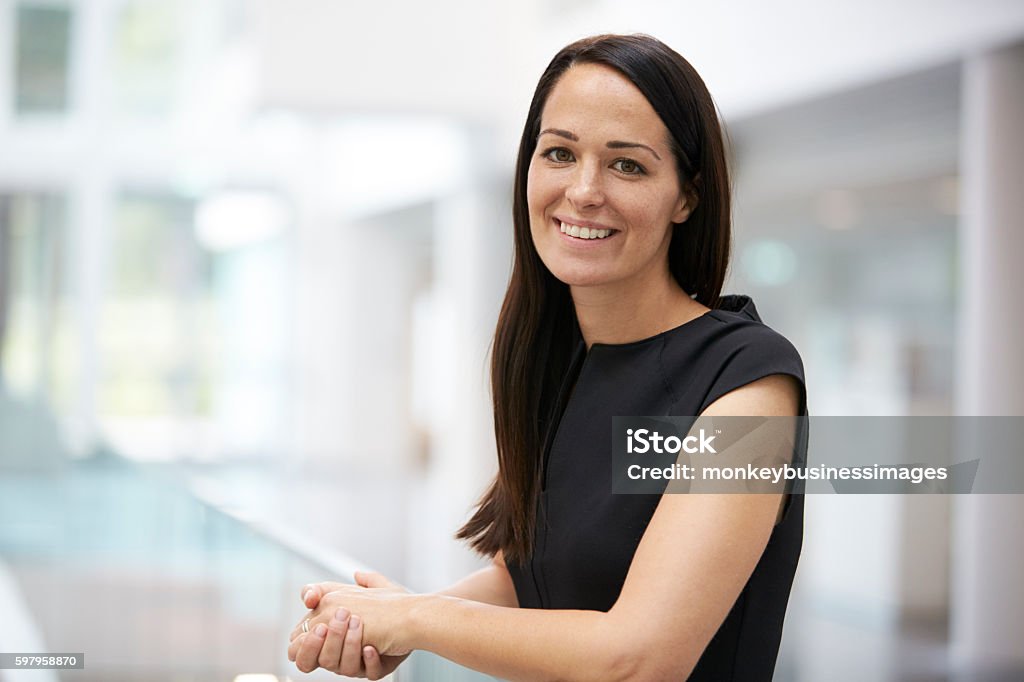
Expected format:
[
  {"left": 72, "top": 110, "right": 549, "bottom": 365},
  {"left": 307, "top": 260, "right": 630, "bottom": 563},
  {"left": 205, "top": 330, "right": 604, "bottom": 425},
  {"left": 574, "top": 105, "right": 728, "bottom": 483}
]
[
  {"left": 434, "top": 551, "right": 519, "bottom": 607},
  {"left": 309, "top": 374, "right": 800, "bottom": 681}
]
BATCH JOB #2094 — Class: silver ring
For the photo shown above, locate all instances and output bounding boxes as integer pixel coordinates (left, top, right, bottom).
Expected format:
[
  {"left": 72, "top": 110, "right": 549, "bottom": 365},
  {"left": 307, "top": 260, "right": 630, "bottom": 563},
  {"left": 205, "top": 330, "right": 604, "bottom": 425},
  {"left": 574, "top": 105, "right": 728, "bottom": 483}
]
[{"left": 302, "top": 618, "right": 310, "bottom": 634}]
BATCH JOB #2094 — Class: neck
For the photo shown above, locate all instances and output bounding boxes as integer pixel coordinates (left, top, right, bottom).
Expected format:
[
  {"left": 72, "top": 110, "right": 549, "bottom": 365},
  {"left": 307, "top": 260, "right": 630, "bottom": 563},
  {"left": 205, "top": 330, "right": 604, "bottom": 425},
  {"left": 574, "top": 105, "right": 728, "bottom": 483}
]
[{"left": 570, "top": 268, "right": 709, "bottom": 349}]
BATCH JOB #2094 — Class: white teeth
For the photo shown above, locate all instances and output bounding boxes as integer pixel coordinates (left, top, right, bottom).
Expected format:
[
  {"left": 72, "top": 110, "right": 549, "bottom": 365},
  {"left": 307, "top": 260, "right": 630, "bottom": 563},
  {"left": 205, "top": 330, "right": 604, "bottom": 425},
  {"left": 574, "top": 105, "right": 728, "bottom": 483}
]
[{"left": 559, "top": 221, "right": 613, "bottom": 240}]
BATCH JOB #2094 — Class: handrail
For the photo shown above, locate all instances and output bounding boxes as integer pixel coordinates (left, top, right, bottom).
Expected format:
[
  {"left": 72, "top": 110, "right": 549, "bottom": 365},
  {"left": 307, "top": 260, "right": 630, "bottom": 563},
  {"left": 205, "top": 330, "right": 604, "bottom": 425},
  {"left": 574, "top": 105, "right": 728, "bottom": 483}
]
[{"left": 189, "top": 481, "right": 374, "bottom": 582}]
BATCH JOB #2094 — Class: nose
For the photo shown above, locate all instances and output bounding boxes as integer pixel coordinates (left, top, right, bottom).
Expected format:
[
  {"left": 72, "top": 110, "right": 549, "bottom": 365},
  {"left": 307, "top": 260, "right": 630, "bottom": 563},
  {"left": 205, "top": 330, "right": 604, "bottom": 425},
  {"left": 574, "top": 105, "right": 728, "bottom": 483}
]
[{"left": 565, "top": 162, "right": 605, "bottom": 211}]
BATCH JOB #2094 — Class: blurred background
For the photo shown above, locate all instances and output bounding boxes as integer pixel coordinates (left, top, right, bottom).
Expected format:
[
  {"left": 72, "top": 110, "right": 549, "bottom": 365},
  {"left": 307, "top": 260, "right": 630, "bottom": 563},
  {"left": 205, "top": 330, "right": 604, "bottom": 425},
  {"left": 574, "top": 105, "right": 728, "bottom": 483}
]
[{"left": 1, "top": 0, "right": 1023, "bottom": 680}]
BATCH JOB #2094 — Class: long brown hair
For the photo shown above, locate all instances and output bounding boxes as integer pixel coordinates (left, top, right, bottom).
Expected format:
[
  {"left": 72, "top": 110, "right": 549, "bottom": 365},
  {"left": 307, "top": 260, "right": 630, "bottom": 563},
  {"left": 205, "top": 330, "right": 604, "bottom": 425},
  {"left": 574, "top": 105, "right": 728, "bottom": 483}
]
[{"left": 456, "top": 34, "right": 733, "bottom": 564}]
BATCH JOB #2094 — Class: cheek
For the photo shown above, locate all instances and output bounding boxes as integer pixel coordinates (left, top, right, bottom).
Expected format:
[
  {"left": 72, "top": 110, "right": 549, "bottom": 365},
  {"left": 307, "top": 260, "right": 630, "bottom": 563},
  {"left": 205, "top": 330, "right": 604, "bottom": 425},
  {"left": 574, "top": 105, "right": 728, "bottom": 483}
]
[
  {"left": 526, "top": 162, "right": 560, "bottom": 215},
  {"left": 526, "top": 175, "right": 540, "bottom": 235},
  {"left": 526, "top": 164, "right": 551, "bottom": 248},
  {"left": 525, "top": 166, "right": 542, "bottom": 215},
  {"left": 629, "top": 184, "right": 683, "bottom": 237},
  {"left": 623, "top": 198, "right": 665, "bottom": 234}
]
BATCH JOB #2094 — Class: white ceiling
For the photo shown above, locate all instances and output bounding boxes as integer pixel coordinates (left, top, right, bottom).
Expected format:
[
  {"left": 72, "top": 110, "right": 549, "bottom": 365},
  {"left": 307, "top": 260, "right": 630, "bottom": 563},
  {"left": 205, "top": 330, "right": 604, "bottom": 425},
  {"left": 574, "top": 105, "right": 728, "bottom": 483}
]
[{"left": 253, "top": 0, "right": 1024, "bottom": 133}]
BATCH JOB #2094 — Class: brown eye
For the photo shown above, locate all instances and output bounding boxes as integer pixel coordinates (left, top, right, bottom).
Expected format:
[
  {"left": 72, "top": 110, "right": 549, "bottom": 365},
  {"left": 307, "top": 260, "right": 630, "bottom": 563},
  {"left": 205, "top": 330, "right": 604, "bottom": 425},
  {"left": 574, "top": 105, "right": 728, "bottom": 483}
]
[
  {"left": 614, "top": 159, "right": 642, "bottom": 175},
  {"left": 545, "top": 148, "right": 573, "bottom": 163}
]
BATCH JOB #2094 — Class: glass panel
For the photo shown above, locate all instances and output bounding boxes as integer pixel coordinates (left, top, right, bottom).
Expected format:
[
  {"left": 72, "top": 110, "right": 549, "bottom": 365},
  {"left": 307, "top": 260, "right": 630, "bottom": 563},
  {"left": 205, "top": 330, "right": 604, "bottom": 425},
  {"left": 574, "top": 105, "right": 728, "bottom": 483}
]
[
  {"left": 111, "top": 1, "right": 181, "bottom": 115},
  {"left": 97, "top": 191, "right": 291, "bottom": 462},
  {"left": 97, "top": 192, "right": 213, "bottom": 458},
  {"left": 14, "top": 4, "right": 73, "bottom": 114},
  {"left": 733, "top": 177, "right": 957, "bottom": 416},
  {"left": 0, "top": 192, "right": 75, "bottom": 412},
  {"left": 0, "top": 460, "right": 498, "bottom": 681}
]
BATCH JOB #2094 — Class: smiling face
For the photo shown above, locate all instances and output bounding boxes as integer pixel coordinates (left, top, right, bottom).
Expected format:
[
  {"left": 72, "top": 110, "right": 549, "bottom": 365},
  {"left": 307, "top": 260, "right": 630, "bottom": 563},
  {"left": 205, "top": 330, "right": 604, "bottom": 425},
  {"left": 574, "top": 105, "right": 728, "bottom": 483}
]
[{"left": 527, "top": 63, "right": 693, "bottom": 292}]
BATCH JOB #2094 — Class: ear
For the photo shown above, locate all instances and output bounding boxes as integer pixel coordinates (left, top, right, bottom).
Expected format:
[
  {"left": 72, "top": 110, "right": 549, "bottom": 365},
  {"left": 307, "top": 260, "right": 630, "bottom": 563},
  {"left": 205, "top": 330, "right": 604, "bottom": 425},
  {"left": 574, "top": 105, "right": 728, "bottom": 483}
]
[
  {"left": 672, "top": 175, "right": 700, "bottom": 224},
  {"left": 672, "top": 197, "right": 693, "bottom": 224}
]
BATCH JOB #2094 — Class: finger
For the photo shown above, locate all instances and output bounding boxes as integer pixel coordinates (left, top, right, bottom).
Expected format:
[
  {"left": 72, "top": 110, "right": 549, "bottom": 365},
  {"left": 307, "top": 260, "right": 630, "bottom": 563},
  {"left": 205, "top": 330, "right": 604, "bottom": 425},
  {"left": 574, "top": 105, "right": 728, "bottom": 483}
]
[
  {"left": 363, "top": 646, "right": 384, "bottom": 681},
  {"left": 339, "top": 614, "right": 365, "bottom": 676},
  {"left": 354, "top": 570, "right": 394, "bottom": 589},
  {"left": 305, "top": 581, "right": 347, "bottom": 608},
  {"left": 302, "top": 584, "right": 322, "bottom": 609},
  {"left": 295, "top": 622, "right": 328, "bottom": 673},
  {"left": 289, "top": 617, "right": 309, "bottom": 643},
  {"left": 287, "top": 632, "right": 305, "bottom": 662},
  {"left": 317, "top": 608, "right": 350, "bottom": 671}
]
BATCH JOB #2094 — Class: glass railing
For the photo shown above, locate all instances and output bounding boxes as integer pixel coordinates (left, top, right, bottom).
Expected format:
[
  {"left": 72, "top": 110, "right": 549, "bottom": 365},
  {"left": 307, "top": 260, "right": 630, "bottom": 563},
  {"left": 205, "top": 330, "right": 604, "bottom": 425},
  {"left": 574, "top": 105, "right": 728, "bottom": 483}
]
[{"left": 0, "top": 458, "right": 496, "bottom": 681}]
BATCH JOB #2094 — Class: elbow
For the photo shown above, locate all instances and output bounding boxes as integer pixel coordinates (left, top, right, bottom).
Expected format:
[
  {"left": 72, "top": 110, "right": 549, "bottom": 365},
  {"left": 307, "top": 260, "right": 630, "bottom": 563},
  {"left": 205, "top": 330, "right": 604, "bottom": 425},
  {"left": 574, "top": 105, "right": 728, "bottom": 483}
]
[
  {"left": 553, "top": 610, "right": 703, "bottom": 682},
  {"left": 600, "top": 649, "right": 698, "bottom": 682},
  {"left": 588, "top": 627, "right": 699, "bottom": 682},
  {"left": 589, "top": 610, "right": 708, "bottom": 679},
  {"left": 602, "top": 648, "right": 645, "bottom": 682}
]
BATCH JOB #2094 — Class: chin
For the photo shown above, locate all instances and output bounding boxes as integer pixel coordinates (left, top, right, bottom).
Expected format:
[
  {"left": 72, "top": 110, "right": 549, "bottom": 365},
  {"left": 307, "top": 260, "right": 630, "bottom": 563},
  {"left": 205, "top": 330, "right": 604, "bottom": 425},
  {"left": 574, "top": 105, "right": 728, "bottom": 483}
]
[{"left": 545, "top": 264, "right": 616, "bottom": 288}]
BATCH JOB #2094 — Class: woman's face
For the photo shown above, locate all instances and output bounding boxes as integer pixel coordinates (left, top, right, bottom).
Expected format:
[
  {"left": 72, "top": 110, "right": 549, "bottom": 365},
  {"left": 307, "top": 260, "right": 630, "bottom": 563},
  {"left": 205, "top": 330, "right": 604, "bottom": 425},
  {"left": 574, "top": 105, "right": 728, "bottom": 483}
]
[{"left": 527, "top": 63, "right": 692, "bottom": 291}]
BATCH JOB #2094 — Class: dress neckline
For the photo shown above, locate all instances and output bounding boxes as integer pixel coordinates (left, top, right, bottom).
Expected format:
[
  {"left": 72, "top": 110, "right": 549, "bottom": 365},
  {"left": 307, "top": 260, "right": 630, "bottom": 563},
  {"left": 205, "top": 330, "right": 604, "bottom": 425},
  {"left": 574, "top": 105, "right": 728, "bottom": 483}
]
[
  {"left": 584, "top": 294, "right": 755, "bottom": 352},
  {"left": 587, "top": 309, "right": 715, "bottom": 351}
]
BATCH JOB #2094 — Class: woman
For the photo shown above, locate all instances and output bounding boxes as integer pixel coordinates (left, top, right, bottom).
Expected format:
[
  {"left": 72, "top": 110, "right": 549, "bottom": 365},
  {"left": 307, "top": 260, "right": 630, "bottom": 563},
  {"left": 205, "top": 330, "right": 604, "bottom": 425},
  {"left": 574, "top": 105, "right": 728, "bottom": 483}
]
[{"left": 288, "top": 33, "right": 806, "bottom": 681}]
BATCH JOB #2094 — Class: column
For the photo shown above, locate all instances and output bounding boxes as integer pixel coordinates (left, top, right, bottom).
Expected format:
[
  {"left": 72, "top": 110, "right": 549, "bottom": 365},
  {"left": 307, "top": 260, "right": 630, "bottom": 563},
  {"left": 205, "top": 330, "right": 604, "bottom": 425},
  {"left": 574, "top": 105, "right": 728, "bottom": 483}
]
[{"left": 952, "top": 40, "right": 1024, "bottom": 676}]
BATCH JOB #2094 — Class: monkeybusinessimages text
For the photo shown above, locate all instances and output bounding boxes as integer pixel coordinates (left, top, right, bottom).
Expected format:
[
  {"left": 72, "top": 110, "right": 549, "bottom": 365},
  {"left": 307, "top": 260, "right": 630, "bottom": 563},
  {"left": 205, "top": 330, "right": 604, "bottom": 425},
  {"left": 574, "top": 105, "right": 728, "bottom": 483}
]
[{"left": 625, "top": 428, "right": 950, "bottom": 485}]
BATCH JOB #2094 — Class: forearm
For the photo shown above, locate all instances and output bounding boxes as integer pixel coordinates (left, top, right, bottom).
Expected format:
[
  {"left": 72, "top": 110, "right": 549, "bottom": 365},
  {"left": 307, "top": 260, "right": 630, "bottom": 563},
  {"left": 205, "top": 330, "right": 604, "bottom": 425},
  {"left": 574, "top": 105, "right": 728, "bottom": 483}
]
[
  {"left": 401, "top": 595, "right": 644, "bottom": 682},
  {"left": 434, "top": 558, "right": 518, "bottom": 608}
]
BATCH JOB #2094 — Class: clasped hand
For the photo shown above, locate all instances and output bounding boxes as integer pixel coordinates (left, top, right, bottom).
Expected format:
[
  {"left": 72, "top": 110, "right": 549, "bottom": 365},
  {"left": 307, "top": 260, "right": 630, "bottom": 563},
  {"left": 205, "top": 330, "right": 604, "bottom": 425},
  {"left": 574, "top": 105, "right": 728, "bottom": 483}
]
[{"left": 288, "top": 571, "right": 412, "bottom": 678}]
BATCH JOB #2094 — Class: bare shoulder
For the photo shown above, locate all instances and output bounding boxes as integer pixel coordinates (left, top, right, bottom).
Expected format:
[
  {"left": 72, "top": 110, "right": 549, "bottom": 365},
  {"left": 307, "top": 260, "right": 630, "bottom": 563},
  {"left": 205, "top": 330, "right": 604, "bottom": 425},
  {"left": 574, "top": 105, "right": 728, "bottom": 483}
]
[{"left": 702, "top": 373, "right": 800, "bottom": 417}]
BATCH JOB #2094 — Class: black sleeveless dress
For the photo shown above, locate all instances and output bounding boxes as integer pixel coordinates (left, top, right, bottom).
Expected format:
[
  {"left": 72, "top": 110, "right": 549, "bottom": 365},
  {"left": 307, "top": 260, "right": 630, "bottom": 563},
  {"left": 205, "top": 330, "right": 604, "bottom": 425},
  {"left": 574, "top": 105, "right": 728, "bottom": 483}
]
[{"left": 506, "top": 294, "right": 807, "bottom": 681}]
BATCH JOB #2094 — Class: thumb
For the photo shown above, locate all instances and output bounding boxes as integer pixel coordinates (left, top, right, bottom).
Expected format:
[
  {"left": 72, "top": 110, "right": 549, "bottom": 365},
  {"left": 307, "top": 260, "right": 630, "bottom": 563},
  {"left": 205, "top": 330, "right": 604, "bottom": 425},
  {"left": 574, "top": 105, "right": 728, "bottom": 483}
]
[{"left": 354, "top": 570, "right": 395, "bottom": 589}]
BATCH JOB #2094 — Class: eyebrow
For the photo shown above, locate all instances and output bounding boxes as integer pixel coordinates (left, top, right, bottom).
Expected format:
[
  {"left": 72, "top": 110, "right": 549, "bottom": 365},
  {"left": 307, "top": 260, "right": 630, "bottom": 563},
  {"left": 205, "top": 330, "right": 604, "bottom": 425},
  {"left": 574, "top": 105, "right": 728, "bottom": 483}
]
[
  {"left": 538, "top": 128, "right": 662, "bottom": 161},
  {"left": 606, "top": 140, "right": 662, "bottom": 161}
]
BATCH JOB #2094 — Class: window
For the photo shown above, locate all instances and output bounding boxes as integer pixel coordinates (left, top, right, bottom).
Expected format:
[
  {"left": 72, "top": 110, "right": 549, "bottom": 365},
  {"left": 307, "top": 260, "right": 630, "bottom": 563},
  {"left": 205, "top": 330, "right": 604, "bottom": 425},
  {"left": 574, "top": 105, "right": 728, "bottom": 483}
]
[
  {"left": 0, "top": 192, "right": 73, "bottom": 408},
  {"left": 97, "top": 190, "right": 290, "bottom": 461},
  {"left": 111, "top": 1, "right": 181, "bottom": 115},
  {"left": 14, "top": 4, "right": 73, "bottom": 114}
]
